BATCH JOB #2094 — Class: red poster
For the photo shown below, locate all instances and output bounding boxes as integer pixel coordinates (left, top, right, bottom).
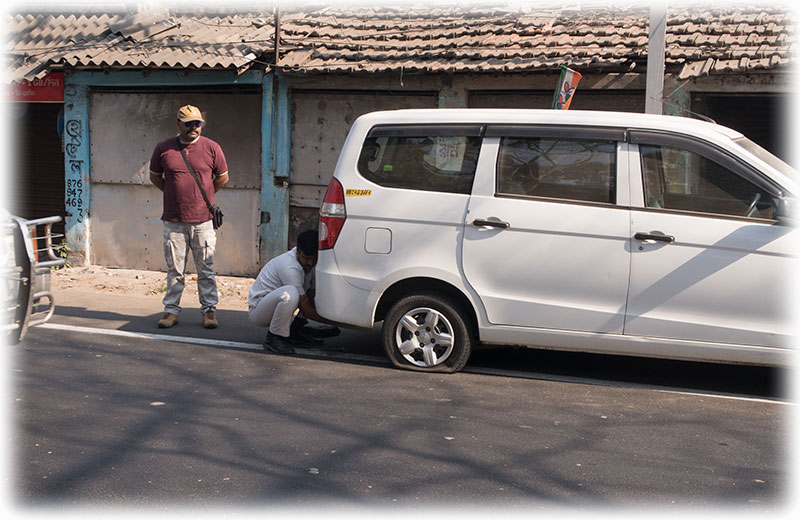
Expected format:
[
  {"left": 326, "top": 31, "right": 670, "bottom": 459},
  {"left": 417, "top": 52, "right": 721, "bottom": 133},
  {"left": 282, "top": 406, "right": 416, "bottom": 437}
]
[{"left": 8, "top": 72, "right": 64, "bottom": 102}]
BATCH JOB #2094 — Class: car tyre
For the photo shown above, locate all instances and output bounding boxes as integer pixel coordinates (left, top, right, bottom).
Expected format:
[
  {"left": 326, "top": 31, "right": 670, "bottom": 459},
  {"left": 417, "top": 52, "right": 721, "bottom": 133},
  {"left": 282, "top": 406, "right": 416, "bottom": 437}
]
[{"left": 382, "top": 292, "right": 473, "bottom": 373}]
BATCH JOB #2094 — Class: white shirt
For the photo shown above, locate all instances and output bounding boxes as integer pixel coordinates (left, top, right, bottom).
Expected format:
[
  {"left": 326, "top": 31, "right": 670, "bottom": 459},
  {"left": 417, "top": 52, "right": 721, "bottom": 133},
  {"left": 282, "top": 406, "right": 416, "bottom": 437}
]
[{"left": 248, "top": 247, "right": 314, "bottom": 310}]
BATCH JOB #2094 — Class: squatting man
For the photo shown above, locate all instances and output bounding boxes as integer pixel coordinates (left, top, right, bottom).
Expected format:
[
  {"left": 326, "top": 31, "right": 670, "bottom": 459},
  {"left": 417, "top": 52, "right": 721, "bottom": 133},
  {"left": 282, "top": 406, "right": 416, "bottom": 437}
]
[{"left": 248, "top": 230, "right": 339, "bottom": 354}]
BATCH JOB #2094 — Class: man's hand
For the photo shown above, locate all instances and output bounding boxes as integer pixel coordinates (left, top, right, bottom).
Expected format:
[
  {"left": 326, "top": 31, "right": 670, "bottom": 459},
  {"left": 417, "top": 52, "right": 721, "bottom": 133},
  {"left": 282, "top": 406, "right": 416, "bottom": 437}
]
[
  {"left": 298, "top": 293, "right": 329, "bottom": 324},
  {"left": 150, "top": 171, "right": 165, "bottom": 191},
  {"left": 214, "top": 172, "right": 229, "bottom": 192}
]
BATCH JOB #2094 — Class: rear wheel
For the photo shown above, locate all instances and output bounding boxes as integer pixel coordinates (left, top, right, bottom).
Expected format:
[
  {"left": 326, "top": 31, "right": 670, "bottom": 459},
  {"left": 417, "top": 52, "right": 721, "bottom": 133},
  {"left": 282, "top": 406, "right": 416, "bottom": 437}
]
[{"left": 382, "top": 292, "right": 472, "bottom": 373}]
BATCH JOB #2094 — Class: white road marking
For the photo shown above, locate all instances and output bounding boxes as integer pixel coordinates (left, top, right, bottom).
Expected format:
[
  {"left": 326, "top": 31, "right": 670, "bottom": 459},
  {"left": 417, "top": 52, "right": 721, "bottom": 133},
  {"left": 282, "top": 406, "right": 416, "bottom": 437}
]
[
  {"left": 43, "top": 322, "right": 262, "bottom": 350},
  {"left": 38, "top": 322, "right": 791, "bottom": 405},
  {"left": 38, "top": 322, "right": 381, "bottom": 362}
]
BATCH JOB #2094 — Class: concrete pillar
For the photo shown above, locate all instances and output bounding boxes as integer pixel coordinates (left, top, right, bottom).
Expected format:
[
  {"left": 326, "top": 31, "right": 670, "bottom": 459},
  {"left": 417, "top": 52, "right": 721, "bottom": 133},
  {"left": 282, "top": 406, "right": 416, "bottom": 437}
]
[
  {"left": 438, "top": 76, "right": 468, "bottom": 108},
  {"left": 646, "top": 2, "right": 667, "bottom": 114}
]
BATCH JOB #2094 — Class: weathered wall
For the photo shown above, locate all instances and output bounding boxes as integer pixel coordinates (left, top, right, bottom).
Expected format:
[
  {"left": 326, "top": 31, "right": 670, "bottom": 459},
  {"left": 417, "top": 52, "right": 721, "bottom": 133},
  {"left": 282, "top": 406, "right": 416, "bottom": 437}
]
[
  {"left": 89, "top": 91, "right": 262, "bottom": 275},
  {"left": 288, "top": 89, "right": 438, "bottom": 243},
  {"left": 284, "top": 71, "right": 647, "bottom": 241},
  {"left": 90, "top": 184, "right": 261, "bottom": 273},
  {"left": 79, "top": 69, "right": 792, "bottom": 273}
]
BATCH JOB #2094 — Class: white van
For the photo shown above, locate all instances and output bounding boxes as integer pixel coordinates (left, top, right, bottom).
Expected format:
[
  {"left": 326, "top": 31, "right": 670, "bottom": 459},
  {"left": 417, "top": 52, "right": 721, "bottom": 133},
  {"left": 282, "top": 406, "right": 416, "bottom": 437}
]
[{"left": 316, "top": 109, "right": 797, "bottom": 373}]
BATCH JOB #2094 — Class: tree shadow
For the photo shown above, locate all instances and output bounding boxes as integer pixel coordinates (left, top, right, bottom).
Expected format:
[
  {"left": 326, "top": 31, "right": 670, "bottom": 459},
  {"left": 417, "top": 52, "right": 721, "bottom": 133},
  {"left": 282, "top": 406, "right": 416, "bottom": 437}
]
[{"left": 13, "top": 325, "right": 788, "bottom": 508}]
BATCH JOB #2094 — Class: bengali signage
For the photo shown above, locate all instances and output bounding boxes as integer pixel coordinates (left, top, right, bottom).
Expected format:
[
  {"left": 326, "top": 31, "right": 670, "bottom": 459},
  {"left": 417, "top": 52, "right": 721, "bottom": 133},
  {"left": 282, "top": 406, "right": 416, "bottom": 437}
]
[{"left": 9, "top": 72, "right": 64, "bottom": 102}]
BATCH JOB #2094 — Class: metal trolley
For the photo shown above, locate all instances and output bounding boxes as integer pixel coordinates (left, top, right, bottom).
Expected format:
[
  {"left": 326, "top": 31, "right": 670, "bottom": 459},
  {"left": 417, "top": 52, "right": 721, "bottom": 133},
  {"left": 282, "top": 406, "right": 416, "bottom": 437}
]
[{"left": 2, "top": 214, "right": 66, "bottom": 345}]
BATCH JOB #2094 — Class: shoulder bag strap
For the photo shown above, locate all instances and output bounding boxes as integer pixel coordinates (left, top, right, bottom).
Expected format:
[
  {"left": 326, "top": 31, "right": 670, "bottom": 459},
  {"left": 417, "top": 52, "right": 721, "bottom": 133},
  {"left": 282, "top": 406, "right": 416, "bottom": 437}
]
[{"left": 178, "top": 139, "right": 214, "bottom": 213}]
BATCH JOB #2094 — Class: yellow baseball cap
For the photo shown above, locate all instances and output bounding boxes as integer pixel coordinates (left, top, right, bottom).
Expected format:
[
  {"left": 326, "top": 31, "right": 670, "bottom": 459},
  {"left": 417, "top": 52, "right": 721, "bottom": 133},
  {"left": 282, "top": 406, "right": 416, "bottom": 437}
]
[{"left": 177, "top": 105, "right": 205, "bottom": 122}]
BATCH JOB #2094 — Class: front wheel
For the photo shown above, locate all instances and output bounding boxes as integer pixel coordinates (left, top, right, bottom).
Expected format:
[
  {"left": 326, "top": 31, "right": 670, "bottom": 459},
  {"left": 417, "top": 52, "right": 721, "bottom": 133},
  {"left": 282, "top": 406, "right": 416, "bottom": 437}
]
[{"left": 382, "top": 292, "right": 473, "bottom": 373}]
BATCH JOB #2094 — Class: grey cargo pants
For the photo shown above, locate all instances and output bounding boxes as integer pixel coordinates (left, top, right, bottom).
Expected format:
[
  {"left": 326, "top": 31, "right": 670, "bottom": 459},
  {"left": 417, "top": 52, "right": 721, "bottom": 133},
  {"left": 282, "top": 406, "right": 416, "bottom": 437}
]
[{"left": 162, "top": 220, "right": 218, "bottom": 315}]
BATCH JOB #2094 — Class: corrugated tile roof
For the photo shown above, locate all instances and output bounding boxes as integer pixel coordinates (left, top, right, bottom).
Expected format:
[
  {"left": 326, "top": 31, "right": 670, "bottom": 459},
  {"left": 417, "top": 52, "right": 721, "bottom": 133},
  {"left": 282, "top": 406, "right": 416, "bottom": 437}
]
[
  {"left": 4, "top": 10, "right": 274, "bottom": 82},
  {"left": 273, "top": 4, "right": 795, "bottom": 79},
  {"left": 4, "top": 4, "right": 795, "bottom": 83}
]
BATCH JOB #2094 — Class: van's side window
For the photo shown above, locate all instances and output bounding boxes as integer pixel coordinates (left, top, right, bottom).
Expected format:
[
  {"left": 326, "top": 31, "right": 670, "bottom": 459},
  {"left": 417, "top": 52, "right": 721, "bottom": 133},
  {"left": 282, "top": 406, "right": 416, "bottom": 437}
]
[
  {"left": 496, "top": 137, "right": 616, "bottom": 204},
  {"left": 358, "top": 135, "right": 481, "bottom": 194},
  {"left": 640, "top": 144, "right": 777, "bottom": 219}
]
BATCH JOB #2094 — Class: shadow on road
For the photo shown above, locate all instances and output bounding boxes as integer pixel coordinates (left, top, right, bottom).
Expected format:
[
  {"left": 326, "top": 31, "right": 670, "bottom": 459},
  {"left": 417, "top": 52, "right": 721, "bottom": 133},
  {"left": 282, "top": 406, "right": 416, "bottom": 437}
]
[{"left": 52, "top": 304, "right": 788, "bottom": 400}]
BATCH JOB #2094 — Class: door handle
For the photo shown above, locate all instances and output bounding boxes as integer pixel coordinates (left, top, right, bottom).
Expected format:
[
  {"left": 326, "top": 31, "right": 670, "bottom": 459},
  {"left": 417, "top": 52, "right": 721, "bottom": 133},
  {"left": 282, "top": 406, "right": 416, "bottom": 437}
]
[
  {"left": 472, "top": 218, "right": 510, "bottom": 229},
  {"left": 634, "top": 232, "right": 675, "bottom": 243}
]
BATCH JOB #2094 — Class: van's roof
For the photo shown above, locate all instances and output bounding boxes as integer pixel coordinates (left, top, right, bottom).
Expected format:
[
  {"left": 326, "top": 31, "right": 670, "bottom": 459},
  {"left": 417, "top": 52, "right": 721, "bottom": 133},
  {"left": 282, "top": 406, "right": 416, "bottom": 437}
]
[
  {"left": 355, "top": 108, "right": 744, "bottom": 140},
  {"left": 346, "top": 108, "right": 800, "bottom": 196}
]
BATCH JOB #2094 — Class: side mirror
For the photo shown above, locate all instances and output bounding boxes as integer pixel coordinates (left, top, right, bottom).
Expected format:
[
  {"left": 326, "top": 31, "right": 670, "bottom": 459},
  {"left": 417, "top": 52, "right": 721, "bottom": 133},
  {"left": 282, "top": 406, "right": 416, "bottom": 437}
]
[{"left": 776, "top": 197, "right": 797, "bottom": 224}]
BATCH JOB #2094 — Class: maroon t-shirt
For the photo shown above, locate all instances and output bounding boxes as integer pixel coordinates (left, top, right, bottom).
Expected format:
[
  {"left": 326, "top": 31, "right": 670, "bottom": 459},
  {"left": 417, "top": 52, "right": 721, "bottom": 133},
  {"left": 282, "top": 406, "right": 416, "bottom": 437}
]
[{"left": 149, "top": 136, "right": 228, "bottom": 223}]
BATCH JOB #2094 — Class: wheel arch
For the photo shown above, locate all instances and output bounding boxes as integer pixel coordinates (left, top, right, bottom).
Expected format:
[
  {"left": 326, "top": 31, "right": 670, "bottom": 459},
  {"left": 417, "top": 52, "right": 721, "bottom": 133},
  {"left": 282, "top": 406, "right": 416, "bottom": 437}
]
[{"left": 375, "top": 277, "right": 478, "bottom": 333}]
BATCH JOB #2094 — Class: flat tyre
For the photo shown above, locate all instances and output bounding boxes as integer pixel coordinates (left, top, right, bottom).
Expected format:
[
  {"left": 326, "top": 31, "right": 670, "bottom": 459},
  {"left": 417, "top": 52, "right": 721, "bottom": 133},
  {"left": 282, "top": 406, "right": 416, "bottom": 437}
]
[{"left": 382, "top": 292, "right": 472, "bottom": 373}]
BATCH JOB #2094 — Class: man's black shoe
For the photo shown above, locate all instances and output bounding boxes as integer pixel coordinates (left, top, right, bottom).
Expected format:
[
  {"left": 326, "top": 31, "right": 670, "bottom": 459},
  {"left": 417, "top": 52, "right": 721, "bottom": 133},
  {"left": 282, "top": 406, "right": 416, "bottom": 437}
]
[
  {"left": 290, "top": 318, "right": 323, "bottom": 346},
  {"left": 263, "top": 331, "right": 295, "bottom": 354},
  {"left": 305, "top": 324, "right": 341, "bottom": 339},
  {"left": 291, "top": 326, "right": 324, "bottom": 346},
  {"left": 291, "top": 316, "right": 309, "bottom": 330}
]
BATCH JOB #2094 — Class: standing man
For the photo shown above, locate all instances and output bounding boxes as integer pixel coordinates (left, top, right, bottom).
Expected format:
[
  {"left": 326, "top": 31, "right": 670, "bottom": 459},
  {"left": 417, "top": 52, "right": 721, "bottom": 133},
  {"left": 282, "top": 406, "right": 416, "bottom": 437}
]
[{"left": 149, "top": 105, "right": 229, "bottom": 329}]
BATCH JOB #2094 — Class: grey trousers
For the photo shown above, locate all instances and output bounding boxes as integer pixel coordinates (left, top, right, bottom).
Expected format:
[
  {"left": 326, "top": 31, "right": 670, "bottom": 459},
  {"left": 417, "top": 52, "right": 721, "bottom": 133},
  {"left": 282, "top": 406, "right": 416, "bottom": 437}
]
[
  {"left": 248, "top": 285, "right": 300, "bottom": 337},
  {"left": 162, "top": 220, "right": 218, "bottom": 315}
]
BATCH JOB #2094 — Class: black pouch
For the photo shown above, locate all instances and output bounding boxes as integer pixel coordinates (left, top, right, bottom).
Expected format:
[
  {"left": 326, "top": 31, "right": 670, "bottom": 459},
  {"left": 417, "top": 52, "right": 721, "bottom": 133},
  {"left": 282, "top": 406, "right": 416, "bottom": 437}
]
[{"left": 211, "top": 205, "right": 224, "bottom": 229}]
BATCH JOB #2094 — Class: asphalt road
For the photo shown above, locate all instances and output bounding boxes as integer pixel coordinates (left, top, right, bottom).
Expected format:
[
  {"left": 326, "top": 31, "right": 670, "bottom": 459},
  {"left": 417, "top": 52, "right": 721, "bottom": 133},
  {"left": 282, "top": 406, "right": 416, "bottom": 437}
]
[{"left": 9, "top": 322, "right": 791, "bottom": 512}]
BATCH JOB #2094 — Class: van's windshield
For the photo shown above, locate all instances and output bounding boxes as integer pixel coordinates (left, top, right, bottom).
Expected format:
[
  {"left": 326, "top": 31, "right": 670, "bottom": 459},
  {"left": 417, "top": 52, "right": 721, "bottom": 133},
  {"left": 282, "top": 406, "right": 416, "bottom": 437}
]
[{"left": 734, "top": 136, "right": 798, "bottom": 181}]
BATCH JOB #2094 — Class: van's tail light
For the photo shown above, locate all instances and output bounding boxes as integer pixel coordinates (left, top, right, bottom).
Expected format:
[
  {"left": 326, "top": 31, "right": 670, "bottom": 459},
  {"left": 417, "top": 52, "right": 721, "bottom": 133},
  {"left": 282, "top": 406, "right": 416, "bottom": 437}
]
[{"left": 319, "top": 177, "right": 346, "bottom": 250}]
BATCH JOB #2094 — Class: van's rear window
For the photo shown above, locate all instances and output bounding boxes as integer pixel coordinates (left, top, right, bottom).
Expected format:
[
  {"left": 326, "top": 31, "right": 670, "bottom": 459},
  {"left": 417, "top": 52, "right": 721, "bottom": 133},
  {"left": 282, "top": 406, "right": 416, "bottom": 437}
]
[{"left": 357, "top": 134, "right": 481, "bottom": 194}]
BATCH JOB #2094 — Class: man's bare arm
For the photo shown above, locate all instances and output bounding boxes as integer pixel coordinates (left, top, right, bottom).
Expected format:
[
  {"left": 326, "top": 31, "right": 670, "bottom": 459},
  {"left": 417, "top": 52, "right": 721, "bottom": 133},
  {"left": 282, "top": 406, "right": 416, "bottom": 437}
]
[
  {"left": 298, "top": 293, "right": 331, "bottom": 324},
  {"left": 214, "top": 172, "right": 229, "bottom": 192},
  {"left": 150, "top": 171, "right": 165, "bottom": 191}
]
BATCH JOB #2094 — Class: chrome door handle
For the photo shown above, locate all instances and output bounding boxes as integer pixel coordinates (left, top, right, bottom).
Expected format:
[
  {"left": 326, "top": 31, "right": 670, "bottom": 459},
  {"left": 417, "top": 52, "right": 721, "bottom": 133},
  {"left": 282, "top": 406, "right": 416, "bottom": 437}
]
[
  {"left": 634, "top": 232, "right": 675, "bottom": 243},
  {"left": 472, "top": 218, "right": 510, "bottom": 229}
]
